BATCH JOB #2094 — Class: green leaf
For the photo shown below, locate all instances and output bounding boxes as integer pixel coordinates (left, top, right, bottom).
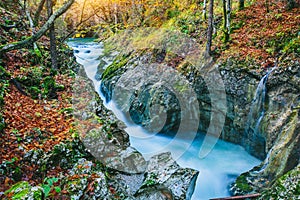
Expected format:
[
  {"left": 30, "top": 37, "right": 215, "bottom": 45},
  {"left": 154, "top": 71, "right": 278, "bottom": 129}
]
[
  {"left": 34, "top": 47, "right": 42, "bottom": 58},
  {"left": 54, "top": 186, "right": 61, "bottom": 193},
  {"left": 42, "top": 185, "right": 51, "bottom": 197},
  {"left": 45, "top": 177, "right": 58, "bottom": 185}
]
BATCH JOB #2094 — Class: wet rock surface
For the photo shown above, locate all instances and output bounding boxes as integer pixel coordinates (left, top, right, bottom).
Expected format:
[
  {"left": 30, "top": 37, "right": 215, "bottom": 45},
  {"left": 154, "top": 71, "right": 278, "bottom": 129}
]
[
  {"left": 100, "top": 49, "right": 300, "bottom": 197},
  {"left": 139, "top": 152, "right": 199, "bottom": 200}
]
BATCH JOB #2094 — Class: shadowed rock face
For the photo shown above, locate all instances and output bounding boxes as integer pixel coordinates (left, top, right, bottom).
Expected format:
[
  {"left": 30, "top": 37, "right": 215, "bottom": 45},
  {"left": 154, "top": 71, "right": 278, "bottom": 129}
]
[
  {"left": 100, "top": 49, "right": 300, "bottom": 196},
  {"left": 100, "top": 51, "right": 210, "bottom": 137}
]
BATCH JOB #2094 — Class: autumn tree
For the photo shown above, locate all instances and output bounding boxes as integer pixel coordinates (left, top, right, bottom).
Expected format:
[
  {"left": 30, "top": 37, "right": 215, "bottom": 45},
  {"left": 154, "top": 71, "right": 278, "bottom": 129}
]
[{"left": 0, "top": 0, "right": 75, "bottom": 57}]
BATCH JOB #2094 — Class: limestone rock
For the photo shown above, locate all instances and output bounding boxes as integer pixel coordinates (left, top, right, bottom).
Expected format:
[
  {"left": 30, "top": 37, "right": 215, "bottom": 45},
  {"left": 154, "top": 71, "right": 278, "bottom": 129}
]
[{"left": 138, "top": 152, "right": 199, "bottom": 200}]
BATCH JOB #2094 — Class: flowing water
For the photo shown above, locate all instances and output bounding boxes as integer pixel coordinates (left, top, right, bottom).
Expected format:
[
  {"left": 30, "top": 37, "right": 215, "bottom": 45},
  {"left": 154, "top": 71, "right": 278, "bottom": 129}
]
[
  {"left": 245, "top": 67, "right": 276, "bottom": 136},
  {"left": 244, "top": 67, "right": 276, "bottom": 173},
  {"left": 67, "top": 39, "right": 261, "bottom": 200}
]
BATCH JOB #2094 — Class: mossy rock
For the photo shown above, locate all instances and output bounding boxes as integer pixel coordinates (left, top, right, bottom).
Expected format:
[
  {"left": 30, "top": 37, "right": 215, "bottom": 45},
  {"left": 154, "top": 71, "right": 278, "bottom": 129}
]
[
  {"left": 260, "top": 165, "right": 300, "bottom": 199},
  {"left": 4, "top": 181, "right": 43, "bottom": 200},
  {"left": 235, "top": 173, "right": 254, "bottom": 193},
  {"left": 230, "top": 172, "right": 256, "bottom": 196},
  {"left": 55, "top": 84, "right": 65, "bottom": 91},
  {"left": 101, "top": 53, "right": 131, "bottom": 80},
  {"left": 0, "top": 66, "right": 8, "bottom": 132},
  {"left": 0, "top": 96, "right": 4, "bottom": 107},
  {"left": 13, "top": 67, "right": 64, "bottom": 99}
]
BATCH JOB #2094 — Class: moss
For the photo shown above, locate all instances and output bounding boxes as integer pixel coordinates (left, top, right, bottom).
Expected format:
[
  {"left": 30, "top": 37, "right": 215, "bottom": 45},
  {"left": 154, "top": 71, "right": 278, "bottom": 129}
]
[
  {"left": 28, "top": 86, "right": 41, "bottom": 99},
  {"left": 41, "top": 76, "right": 57, "bottom": 99},
  {"left": 31, "top": 187, "right": 43, "bottom": 199},
  {"left": 283, "top": 36, "right": 300, "bottom": 54},
  {"left": 0, "top": 96, "right": 4, "bottom": 107},
  {"left": 163, "top": 8, "right": 204, "bottom": 36},
  {"left": 5, "top": 181, "right": 29, "bottom": 193},
  {"left": 55, "top": 84, "right": 65, "bottom": 91},
  {"left": 4, "top": 181, "right": 43, "bottom": 200},
  {"left": 0, "top": 114, "right": 5, "bottom": 131},
  {"left": 142, "top": 173, "right": 158, "bottom": 187},
  {"left": 102, "top": 41, "right": 117, "bottom": 56},
  {"left": 4, "top": 181, "right": 31, "bottom": 199},
  {"left": 12, "top": 66, "right": 65, "bottom": 99},
  {"left": 101, "top": 54, "right": 130, "bottom": 80},
  {"left": 235, "top": 173, "right": 253, "bottom": 193},
  {"left": 0, "top": 65, "right": 9, "bottom": 132},
  {"left": 174, "top": 80, "right": 189, "bottom": 93},
  {"left": 0, "top": 65, "right": 11, "bottom": 78}
]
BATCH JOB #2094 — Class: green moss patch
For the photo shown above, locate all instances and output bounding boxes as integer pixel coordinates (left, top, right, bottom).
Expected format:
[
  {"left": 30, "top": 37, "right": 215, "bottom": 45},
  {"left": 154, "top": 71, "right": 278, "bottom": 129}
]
[{"left": 235, "top": 173, "right": 254, "bottom": 193}]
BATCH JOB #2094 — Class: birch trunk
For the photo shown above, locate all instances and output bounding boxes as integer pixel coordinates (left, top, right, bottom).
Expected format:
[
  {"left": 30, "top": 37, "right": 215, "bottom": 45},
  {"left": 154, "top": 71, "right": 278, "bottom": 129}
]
[{"left": 203, "top": 0, "right": 207, "bottom": 20}]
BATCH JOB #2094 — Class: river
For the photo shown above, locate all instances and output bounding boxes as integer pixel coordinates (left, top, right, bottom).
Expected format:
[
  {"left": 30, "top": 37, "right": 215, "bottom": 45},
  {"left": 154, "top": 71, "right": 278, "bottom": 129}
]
[{"left": 67, "top": 39, "right": 261, "bottom": 200}]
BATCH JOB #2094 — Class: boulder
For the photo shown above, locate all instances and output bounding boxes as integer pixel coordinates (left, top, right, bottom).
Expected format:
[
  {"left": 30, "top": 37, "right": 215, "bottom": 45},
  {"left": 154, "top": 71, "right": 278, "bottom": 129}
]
[{"left": 137, "top": 152, "right": 199, "bottom": 200}]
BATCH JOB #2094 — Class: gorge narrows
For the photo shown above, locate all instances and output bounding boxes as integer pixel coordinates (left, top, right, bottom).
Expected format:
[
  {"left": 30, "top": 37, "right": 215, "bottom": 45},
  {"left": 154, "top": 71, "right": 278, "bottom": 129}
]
[{"left": 67, "top": 39, "right": 261, "bottom": 200}]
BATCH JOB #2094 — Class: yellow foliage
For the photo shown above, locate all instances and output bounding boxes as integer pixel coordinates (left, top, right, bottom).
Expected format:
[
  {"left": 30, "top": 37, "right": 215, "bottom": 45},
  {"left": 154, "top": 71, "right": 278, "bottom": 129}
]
[{"left": 64, "top": 0, "right": 194, "bottom": 35}]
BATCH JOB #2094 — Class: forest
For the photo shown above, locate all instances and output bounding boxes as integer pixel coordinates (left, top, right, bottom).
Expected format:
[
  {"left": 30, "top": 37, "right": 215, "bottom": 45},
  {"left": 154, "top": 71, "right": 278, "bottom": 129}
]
[{"left": 0, "top": 0, "right": 299, "bottom": 199}]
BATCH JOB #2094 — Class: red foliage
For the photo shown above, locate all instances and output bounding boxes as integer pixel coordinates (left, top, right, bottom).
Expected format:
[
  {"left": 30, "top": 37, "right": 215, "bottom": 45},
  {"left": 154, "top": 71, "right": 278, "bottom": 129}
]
[
  {"left": 0, "top": 51, "right": 75, "bottom": 193},
  {"left": 220, "top": 0, "right": 300, "bottom": 63}
]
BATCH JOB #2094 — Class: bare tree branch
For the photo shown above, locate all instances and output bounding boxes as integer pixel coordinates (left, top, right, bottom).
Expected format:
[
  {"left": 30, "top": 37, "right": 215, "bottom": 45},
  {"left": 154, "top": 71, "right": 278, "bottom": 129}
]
[{"left": 0, "top": 0, "right": 74, "bottom": 55}]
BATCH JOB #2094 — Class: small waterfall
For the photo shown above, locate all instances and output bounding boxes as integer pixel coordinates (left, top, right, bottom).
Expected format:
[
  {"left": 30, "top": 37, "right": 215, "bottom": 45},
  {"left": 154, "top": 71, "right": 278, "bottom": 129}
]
[
  {"left": 250, "top": 146, "right": 273, "bottom": 175},
  {"left": 246, "top": 67, "right": 276, "bottom": 134},
  {"left": 244, "top": 66, "right": 276, "bottom": 158}
]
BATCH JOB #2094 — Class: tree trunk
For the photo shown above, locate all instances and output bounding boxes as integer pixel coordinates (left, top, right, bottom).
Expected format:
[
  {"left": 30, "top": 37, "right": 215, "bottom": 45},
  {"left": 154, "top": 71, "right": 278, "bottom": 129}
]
[
  {"left": 222, "top": 0, "right": 230, "bottom": 43},
  {"left": 47, "top": 0, "right": 58, "bottom": 69},
  {"left": 0, "top": 0, "right": 75, "bottom": 55},
  {"left": 265, "top": 0, "right": 269, "bottom": 13},
  {"left": 34, "top": 0, "right": 46, "bottom": 26},
  {"left": 203, "top": 0, "right": 207, "bottom": 20},
  {"left": 22, "top": 0, "right": 41, "bottom": 56},
  {"left": 79, "top": 0, "right": 87, "bottom": 24},
  {"left": 239, "top": 0, "right": 244, "bottom": 10},
  {"left": 205, "top": 0, "right": 214, "bottom": 57},
  {"left": 226, "top": 0, "right": 231, "bottom": 33}
]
